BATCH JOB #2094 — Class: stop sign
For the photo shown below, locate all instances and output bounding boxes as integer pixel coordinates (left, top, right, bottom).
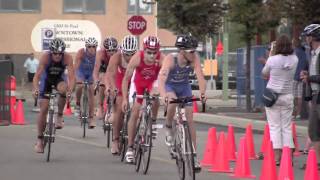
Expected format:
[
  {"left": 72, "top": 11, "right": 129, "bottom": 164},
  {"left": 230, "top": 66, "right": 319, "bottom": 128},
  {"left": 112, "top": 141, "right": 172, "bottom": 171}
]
[{"left": 127, "top": 16, "right": 147, "bottom": 35}]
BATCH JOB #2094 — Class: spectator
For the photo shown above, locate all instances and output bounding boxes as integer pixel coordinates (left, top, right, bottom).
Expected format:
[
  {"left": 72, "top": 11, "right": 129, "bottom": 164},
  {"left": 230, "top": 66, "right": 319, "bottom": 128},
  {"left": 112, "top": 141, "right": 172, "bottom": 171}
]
[
  {"left": 24, "top": 53, "right": 39, "bottom": 83},
  {"left": 262, "top": 35, "right": 298, "bottom": 165},
  {"left": 292, "top": 38, "right": 308, "bottom": 120}
]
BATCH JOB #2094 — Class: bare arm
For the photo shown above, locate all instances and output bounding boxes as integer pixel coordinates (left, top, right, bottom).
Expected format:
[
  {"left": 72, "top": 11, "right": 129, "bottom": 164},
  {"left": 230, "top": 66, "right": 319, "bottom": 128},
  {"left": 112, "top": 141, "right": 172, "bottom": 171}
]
[
  {"left": 93, "top": 50, "right": 103, "bottom": 82},
  {"left": 33, "top": 53, "right": 48, "bottom": 92},
  {"left": 105, "top": 52, "right": 120, "bottom": 90},
  {"left": 74, "top": 48, "right": 84, "bottom": 73},
  {"left": 158, "top": 54, "right": 173, "bottom": 98},
  {"left": 64, "top": 53, "right": 75, "bottom": 92},
  {"left": 122, "top": 53, "right": 140, "bottom": 101},
  {"left": 193, "top": 53, "right": 206, "bottom": 95}
]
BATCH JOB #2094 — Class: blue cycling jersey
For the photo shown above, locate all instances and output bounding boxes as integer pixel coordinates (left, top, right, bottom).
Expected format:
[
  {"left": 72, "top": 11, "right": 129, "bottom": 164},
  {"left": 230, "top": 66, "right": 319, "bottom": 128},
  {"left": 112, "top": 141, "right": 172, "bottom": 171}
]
[{"left": 77, "top": 49, "right": 95, "bottom": 81}]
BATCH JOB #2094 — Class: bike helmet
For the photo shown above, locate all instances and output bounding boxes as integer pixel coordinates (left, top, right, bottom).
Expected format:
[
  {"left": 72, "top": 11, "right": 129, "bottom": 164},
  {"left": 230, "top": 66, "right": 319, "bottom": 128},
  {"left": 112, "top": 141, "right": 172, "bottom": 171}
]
[
  {"left": 304, "top": 24, "right": 320, "bottom": 41},
  {"left": 121, "top": 35, "right": 138, "bottom": 53},
  {"left": 301, "top": 24, "right": 320, "bottom": 36},
  {"left": 175, "top": 34, "right": 198, "bottom": 49},
  {"left": 49, "top": 38, "right": 66, "bottom": 53},
  {"left": 85, "top": 37, "right": 98, "bottom": 47},
  {"left": 103, "top": 37, "right": 118, "bottom": 50},
  {"left": 143, "top": 36, "right": 160, "bottom": 50}
]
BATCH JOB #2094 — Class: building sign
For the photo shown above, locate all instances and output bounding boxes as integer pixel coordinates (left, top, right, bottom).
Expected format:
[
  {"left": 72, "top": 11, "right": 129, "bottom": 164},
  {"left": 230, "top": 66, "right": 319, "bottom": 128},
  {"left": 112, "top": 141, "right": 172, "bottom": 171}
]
[{"left": 31, "top": 20, "right": 101, "bottom": 52}]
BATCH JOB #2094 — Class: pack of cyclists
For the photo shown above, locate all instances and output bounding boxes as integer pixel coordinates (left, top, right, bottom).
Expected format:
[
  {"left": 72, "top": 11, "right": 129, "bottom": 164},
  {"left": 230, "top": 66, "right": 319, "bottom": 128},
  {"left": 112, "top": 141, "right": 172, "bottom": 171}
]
[{"left": 32, "top": 34, "right": 206, "bottom": 172}]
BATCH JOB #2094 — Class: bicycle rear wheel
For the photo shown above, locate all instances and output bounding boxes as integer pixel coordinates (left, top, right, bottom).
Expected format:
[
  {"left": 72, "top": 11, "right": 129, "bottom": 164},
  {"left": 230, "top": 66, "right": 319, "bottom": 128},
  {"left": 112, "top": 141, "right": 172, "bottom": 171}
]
[
  {"left": 45, "top": 110, "right": 54, "bottom": 162},
  {"left": 134, "top": 116, "right": 142, "bottom": 171},
  {"left": 141, "top": 112, "right": 152, "bottom": 174},
  {"left": 184, "top": 123, "right": 195, "bottom": 180},
  {"left": 175, "top": 125, "right": 185, "bottom": 180}
]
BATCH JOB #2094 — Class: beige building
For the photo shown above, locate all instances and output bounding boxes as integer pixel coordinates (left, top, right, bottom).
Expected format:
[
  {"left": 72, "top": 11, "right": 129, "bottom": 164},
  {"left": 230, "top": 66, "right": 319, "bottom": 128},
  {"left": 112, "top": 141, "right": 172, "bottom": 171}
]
[{"left": 0, "top": 0, "right": 176, "bottom": 83}]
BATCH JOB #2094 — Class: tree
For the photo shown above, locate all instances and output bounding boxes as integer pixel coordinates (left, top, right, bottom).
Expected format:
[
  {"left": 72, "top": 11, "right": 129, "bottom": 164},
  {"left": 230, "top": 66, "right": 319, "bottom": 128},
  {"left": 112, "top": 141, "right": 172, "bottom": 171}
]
[
  {"left": 228, "top": 0, "right": 280, "bottom": 111},
  {"left": 157, "top": 0, "right": 227, "bottom": 41}
]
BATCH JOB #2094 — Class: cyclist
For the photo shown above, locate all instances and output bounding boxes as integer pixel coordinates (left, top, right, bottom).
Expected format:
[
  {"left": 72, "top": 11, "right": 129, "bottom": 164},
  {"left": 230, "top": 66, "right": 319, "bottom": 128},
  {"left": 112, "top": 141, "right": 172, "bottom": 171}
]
[
  {"left": 74, "top": 37, "right": 98, "bottom": 128},
  {"left": 105, "top": 35, "right": 138, "bottom": 154},
  {"left": 158, "top": 34, "right": 207, "bottom": 172},
  {"left": 121, "top": 35, "right": 164, "bottom": 163},
  {"left": 33, "top": 38, "right": 75, "bottom": 153},
  {"left": 93, "top": 37, "right": 118, "bottom": 119}
]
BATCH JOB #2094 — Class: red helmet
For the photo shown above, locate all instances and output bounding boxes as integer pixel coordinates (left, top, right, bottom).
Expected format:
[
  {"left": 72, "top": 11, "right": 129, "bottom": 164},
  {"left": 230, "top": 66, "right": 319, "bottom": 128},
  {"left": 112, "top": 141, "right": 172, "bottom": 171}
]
[{"left": 143, "top": 36, "right": 160, "bottom": 50}]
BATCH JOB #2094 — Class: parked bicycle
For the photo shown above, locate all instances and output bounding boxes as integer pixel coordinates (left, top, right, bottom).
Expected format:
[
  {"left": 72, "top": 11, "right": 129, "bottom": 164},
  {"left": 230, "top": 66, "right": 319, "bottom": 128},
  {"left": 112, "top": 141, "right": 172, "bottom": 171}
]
[
  {"left": 166, "top": 96, "right": 205, "bottom": 180},
  {"left": 134, "top": 90, "right": 161, "bottom": 174}
]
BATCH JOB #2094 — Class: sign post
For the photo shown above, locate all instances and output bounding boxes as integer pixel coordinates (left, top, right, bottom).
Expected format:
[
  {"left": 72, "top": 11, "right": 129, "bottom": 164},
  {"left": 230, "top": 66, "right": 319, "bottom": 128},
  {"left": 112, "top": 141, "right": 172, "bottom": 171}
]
[{"left": 127, "top": 15, "right": 147, "bottom": 35}]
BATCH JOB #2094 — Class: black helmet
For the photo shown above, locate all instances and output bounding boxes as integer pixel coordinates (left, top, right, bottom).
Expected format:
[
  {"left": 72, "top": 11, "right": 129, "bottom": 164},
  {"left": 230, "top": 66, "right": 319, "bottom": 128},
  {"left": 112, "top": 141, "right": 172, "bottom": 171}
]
[
  {"left": 301, "top": 24, "right": 320, "bottom": 37},
  {"left": 103, "top": 37, "right": 118, "bottom": 50},
  {"left": 49, "top": 38, "right": 66, "bottom": 53},
  {"left": 308, "top": 24, "right": 320, "bottom": 41},
  {"left": 175, "top": 34, "right": 198, "bottom": 49}
]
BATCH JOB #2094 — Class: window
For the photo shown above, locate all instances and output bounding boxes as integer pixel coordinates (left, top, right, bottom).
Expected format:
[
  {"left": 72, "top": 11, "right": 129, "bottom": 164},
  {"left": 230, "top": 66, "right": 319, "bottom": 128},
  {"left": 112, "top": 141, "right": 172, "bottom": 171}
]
[
  {"left": 63, "top": 0, "right": 105, "bottom": 14},
  {"left": 0, "top": 0, "right": 40, "bottom": 12},
  {"left": 127, "top": 0, "right": 153, "bottom": 15}
]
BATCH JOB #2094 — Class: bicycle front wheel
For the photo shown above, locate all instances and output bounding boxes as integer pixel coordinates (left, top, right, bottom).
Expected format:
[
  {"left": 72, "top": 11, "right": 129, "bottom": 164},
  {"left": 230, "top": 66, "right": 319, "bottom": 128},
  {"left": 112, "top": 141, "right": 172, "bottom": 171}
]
[
  {"left": 45, "top": 110, "right": 54, "bottom": 162},
  {"left": 120, "top": 111, "right": 130, "bottom": 162},
  {"left": 184, "top": 123, "right": 195, "bottom": 180},
  {"left": 81, "top": 91, "right": 88, "bottom": 138},
  {"left": 175, "top": 125, "right": 185, "bottom": 180},
  {"left": 141, "top": 112, "right": 152, "bottom": 174}
]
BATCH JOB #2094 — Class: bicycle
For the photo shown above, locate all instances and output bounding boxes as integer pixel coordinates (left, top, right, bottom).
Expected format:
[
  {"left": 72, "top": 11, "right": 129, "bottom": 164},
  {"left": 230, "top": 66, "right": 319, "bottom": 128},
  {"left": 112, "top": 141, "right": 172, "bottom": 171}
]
[
  {"left": 134, "top": 90, "right": 160, "bottom": 174},
  {"left": 35, "top": 85, "right": 59, "bottom": 162},
  {"left": 77, "top": 81, "right": 92, "bottom": 138},
  {"left": 103, "top": 89, "right": 117, "bottom": 148},
  {"left": 166, "top": 96, "right": 205, "bottom": 180}
]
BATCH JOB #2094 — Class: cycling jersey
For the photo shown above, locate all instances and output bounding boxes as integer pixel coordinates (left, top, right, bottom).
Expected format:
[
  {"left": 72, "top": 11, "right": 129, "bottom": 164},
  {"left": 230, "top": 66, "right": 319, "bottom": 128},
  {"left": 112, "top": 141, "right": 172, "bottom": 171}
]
[
  {"left": 39, "top": 53, "right": 66, "bottom": 98},
  {"left": 134, "top": 50, "right": 161, "bottom": 103},
  {"left": 76, "top": 49, "right": 95, "bottom": 82},
  {"left": 115, "top": 61, "right": 129, "bottom": 96},
  {"left": 99, "top": 50, "right": 110, "bottom": 73}
]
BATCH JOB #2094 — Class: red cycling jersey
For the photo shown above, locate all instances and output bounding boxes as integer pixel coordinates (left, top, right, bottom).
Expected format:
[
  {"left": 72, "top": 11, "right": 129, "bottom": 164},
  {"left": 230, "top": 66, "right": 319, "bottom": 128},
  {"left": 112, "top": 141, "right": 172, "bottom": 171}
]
[
  {"left": 134, "top": 50, "right": 161, "bottom": 103},
  {"left": 115, "top": 62, "right": 128, "bottom": 96}
]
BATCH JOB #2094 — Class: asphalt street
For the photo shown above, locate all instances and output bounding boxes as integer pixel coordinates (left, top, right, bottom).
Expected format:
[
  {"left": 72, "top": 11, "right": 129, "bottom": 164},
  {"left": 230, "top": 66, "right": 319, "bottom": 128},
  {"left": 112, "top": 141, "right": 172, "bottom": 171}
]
[{"left": 0, "top": 101, "right": 311, "bottom": 180}]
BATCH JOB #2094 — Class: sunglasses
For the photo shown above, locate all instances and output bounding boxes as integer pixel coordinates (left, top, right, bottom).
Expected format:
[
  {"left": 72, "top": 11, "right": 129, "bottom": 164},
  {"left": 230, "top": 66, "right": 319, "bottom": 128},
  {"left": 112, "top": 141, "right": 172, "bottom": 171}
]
[
  {"left": 146, "top": 51, "right": 157, "bottom": 55},
  {"left": 107, "top": 49, "right": 117, "bottom": 53},
  {"left": 87, "top": 46, "right": 97, "bottom": 49},
  {"left": 123, "top": 51, "right": 135, "bottom": 56},
  {"left": 184, "top": 49, "right": 195, "bottom": 53},
  {"left": 52, "top": 52, "right": 63, "bottom": 56}
]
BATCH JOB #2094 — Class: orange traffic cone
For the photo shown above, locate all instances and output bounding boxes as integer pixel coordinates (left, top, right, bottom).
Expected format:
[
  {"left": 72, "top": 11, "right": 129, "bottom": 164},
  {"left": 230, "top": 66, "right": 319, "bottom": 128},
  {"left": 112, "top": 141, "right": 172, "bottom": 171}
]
[
  {"left": 278, "top": 146, "right": 294, "bottom": 180},
  {"left": 12, "top": 100, "right": 25, "bottom": 125},
  {"left": 230, "top": 137, "right": 256, "bottom": 178},
  {"left": 227, "top": 124, "right": 237, "bottom": 161},
  {"left": 201, "top": 127, "right": 217, "bottom": 167},
  {"left": 245, "top": 124, "right": 256, "bottom": 159},
  {"left": 292, "top": 122, "right": 301, "bottom": 156},
  {"left": 260, "top": 123, "right": 270, "bottom": 155},
  {"left": 193, "top": 100, "right": 198, "bottom": 113},
  {"left": 304, "top": 148, "right": 319, "bottom": 180},
  {"left": 260, "top": 140, "right": 277, "bottom": 180},
  {"left": 209, "top": 132, "right": 233, "bottom": 173},
  {"left": 64, "top": 102, "right": 72, "bottom": 116}
]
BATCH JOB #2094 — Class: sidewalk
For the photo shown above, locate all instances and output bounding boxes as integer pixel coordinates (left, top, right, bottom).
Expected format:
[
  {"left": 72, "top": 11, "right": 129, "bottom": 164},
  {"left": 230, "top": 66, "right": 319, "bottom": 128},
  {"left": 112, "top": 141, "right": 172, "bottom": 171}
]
[{"left": 16, "top": 85, "right": 309, "bottom": 136}]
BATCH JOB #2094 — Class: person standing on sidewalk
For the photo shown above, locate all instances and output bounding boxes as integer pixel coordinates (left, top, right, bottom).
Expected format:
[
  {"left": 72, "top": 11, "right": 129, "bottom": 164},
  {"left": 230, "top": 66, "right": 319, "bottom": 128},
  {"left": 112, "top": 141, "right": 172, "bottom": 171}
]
[
  {"left": 262, "top": 35, "right": 298, "bottom": 165},
  {"left": 300, "top": 24, "right": 320, "bottom": 164},
  {"left": 292, "top": 38, "right": 308, "bottom": 120},
  {"left": 24, "top": 53, "right": 39, "bottom": 83}
]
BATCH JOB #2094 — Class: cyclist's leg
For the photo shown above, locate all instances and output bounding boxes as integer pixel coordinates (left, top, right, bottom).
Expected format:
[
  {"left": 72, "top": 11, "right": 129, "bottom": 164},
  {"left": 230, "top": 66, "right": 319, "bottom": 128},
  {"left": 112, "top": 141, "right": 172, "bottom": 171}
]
[
  {"left": 164, "top": 84, "right": 177, "bottom": 146},
  {"left": 34, "top": 82, "right": 50, "bottom": 153},
  {"left": 111, "top": 95, "right": 124, "bottom": 154},
  {"left": 96, "top": 73, "right": 106, "bottom": 119},
  {"left": 56, "top": 80, "right": 67, "bottom": 129},
  {"left": 88, "top": 83, "right": 96, "bottom": 128},
  {"left": 150, "top": 81, "right": 159, "bottom": 121}
]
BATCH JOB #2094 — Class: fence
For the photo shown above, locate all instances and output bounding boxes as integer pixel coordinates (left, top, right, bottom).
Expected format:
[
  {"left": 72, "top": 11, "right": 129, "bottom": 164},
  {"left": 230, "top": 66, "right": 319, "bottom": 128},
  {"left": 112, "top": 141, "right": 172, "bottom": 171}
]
[{"left": 0, "top": 60, "right": 14, "bottom": 125}]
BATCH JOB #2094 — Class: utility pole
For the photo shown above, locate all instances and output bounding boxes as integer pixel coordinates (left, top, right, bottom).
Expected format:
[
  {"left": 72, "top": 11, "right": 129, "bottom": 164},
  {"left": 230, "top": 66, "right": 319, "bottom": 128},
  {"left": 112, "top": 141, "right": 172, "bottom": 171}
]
[{"left": 222, "top": 0, "right": 229, "bottom": 100}]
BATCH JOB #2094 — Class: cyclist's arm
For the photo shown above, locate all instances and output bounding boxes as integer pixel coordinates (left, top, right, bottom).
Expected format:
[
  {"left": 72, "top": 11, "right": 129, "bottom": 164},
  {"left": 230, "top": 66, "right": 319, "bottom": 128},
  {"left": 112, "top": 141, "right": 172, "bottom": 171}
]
[
  {"left": 122, "top": 53, "right": 139, "bottom": 101},
  {"left": 33, "top": 52, "right": 48, "bottom": 92},
  {"left": 158, "top": 54, "right": 173, "bottom": 98},
  {"left": 193, "top": 53, "right": 206, "bottom": 95},
  {"left": 105, "top": 52, "right": 119, "bottom": 90},
  {"left": 65, "top": 53, "right": 76, "bottom": 92},
  {"left": 74, "top": 48, "right": 84, "bottom": 72},
  {"left": 93, "top": 49, "right": 102, "bottom": 82}
]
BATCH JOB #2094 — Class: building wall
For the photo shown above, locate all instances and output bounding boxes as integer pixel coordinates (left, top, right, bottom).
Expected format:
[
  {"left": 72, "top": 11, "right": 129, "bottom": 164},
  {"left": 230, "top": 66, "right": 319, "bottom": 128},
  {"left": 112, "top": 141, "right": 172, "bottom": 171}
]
[{"left": 0, "top": 0, "right": 176, "bottom": 55}]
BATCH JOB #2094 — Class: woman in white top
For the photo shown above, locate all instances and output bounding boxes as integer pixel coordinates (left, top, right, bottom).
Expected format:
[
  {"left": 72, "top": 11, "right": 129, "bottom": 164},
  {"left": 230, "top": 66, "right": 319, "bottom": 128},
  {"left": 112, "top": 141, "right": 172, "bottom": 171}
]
[{"left": 262, "top": 35, "right": 298, "bottom": 165}]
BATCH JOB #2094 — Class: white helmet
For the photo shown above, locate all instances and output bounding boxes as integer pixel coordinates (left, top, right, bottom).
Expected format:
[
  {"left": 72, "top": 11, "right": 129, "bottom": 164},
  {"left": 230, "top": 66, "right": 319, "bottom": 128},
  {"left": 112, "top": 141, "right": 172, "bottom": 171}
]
[
  {"left": 85, "top": 37, "right": 98, "bottom": 47},
  {"left": 121, "top": 35, "right": 138, "bottom": 53}
]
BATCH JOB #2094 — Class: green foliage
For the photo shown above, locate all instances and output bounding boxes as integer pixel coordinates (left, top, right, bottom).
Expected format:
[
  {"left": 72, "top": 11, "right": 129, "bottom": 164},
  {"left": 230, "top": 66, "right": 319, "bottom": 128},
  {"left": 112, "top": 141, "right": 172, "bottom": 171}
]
[{"left": 157, "top": 0, "right": 226, "bottom": 40}]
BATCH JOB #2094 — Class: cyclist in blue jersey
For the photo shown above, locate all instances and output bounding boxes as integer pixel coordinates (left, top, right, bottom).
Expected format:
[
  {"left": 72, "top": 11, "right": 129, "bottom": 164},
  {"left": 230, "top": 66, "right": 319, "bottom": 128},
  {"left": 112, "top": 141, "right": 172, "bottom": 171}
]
[
  {"left": 74, "top": 37, "right": 98, "bottom": 128},
  {"left": 158, "top": 34, "right": 207, "bottom": 172},
  {"left": 33, "top": 38, "right": 75, "bottom": 153}
]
